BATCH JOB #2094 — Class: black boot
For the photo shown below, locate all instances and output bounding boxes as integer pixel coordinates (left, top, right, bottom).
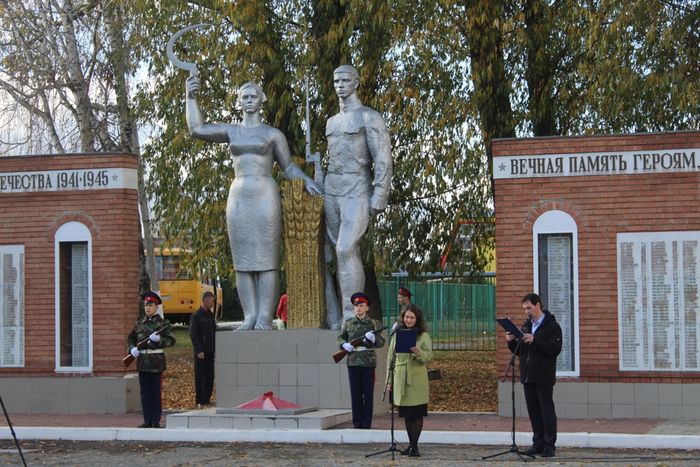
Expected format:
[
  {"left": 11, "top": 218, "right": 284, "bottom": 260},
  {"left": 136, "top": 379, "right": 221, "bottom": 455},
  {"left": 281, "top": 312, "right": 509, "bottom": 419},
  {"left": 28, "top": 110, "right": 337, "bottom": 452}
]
[
  {"left": 410, "top": 417, "right": 423, "bottom": 457},
  {"left": 402, "top": 417, "right": 414, "bottom": 454}
]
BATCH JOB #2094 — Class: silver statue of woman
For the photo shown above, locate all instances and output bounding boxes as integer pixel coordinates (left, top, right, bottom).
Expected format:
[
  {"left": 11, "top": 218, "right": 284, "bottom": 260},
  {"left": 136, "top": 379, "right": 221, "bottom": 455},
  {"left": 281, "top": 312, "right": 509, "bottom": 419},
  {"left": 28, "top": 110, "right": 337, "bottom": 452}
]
[{"left": 185, "top": 77, "right": 322, "bottom": 330}]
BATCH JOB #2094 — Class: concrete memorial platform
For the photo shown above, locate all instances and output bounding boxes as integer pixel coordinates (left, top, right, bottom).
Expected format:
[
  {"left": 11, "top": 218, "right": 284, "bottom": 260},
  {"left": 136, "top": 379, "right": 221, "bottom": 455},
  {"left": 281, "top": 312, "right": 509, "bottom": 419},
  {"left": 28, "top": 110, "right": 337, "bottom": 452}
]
[
  {"left": 214, "top": 329, "right": 387, "bottom": 412},
  {"left": 166, "top": 407, "right": 351, "bottom": 430}
]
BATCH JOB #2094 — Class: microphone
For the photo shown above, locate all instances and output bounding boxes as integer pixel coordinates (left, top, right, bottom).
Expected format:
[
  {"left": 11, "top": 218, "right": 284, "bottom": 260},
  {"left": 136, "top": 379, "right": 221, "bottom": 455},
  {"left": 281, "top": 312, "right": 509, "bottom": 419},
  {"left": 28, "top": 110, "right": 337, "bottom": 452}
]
[{"left": 389, "top": 320, "right": 403, "bottom": 336}]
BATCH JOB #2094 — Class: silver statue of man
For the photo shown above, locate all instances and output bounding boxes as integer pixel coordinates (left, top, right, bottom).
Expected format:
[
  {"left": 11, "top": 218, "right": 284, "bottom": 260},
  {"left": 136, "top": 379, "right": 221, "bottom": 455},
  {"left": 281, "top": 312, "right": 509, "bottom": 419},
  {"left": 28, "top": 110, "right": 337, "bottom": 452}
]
[
  {"left": 185, "top": 77, "right": 322, "bottom": 330},
  {"left": 324, "top": 65, "right": 393, "bottom": 327}
]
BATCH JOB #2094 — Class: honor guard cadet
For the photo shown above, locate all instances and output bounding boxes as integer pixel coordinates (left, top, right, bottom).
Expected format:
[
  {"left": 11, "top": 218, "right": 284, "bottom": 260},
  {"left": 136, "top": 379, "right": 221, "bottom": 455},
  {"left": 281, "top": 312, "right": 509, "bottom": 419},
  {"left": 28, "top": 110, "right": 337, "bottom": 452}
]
[
  {"left": 390, "top": 286, "right": 413, "bottom": 335},
  {"left": 398, "top": 286, "right": 412, "bottom": 312},
  {"left": 337, "top": 292, "right": 385, "bottom": 429},
  {"left": 127, "top": 292, "right": 176, "bottom": 428}
]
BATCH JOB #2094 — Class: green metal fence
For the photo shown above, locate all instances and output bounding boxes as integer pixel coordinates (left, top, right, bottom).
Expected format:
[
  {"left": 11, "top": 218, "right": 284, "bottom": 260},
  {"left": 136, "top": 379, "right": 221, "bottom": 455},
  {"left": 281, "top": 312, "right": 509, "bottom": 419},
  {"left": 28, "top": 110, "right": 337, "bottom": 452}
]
[{"left": 378, "top": 278, "right": 496, "bottom": 351}]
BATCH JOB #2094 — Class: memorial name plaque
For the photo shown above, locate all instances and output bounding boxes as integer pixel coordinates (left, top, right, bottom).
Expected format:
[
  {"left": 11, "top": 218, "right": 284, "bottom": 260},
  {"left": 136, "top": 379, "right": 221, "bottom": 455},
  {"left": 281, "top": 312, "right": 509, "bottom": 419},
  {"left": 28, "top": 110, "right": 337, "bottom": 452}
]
[
  {"left": 0, "top": 246, "right": 24, "bottom": 367},
  {"left": 71, "top": 244, "right": 89, "bottom": 368},
  {"left": 618, "top": 232, "right": 700, "bottom": 371},
  {"left": 538, "top": 234, "right": 575, "bottom": 372}
]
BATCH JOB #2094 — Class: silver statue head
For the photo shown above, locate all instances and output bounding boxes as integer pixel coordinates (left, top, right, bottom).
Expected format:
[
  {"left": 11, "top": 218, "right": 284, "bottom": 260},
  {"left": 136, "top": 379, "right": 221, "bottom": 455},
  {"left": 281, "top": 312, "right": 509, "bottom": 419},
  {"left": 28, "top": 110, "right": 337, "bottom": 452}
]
[
  {"left": 333, "top": 65, "right": 359, "bottom": 80},
  {"left": 237, "top": 82, "right": 267, "bottom": 109}
]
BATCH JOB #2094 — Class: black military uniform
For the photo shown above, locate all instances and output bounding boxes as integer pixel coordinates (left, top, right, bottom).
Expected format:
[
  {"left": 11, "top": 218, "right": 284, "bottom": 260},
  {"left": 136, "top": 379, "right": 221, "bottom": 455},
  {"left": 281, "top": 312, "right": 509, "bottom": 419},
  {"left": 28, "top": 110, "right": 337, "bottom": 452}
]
[
  {"left": 127, "top": 292, "right": 176, "bottom": 428},
  {"left": 189, "top": 293, "right": 216, "bottom": 407}
]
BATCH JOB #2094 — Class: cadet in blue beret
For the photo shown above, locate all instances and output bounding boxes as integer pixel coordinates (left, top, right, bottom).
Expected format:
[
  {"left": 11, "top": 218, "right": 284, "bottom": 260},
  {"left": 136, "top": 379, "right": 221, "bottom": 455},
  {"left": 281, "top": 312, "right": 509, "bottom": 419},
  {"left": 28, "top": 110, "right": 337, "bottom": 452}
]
[{"left": 337, "top": 291, "right": 385, "bottom": 428}]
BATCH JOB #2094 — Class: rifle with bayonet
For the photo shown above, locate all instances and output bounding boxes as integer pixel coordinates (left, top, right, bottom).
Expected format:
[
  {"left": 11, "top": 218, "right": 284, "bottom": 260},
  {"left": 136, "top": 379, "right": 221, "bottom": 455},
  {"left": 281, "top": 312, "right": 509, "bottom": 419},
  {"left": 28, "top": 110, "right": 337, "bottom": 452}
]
[
  {"left": 305, "top": 75, "right": 324, "bottom": 186},
  {"left": 333, "top": 325, "right": 387, "bottom": 363},
  {"left": 123, "top": 323, "right": 171, "bottom": 367}
]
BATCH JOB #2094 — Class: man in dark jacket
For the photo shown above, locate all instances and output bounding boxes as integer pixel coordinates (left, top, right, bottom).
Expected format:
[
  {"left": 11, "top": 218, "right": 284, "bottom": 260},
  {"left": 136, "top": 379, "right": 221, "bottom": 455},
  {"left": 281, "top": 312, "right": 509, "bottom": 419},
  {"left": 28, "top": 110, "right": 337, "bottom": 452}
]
[
  {"left": 190, "top": 291, "right": 217, "bottom": 408},
  {"left": 506, "top": 292, "right": 562, "bottom": 458}
]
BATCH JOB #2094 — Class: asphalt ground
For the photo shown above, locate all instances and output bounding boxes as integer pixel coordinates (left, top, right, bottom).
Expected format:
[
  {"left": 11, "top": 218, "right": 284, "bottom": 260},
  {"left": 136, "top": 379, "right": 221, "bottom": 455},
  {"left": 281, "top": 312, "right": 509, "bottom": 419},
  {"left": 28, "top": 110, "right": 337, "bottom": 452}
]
[
  {"left": 3, "top": 411, "right": 700, "bottom": 466},
  {"left": 3, "top": 440, "right": 700, "bottom": 466}
]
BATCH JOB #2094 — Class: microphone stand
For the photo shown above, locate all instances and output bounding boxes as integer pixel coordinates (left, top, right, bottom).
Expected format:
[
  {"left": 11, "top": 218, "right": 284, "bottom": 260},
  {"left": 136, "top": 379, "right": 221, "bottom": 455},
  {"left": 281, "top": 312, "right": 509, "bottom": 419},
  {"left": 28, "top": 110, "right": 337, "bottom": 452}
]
[
  {"left": 482, "top": 337, "right": 533, "bottom": 461},
  {"left": 0, "top": 395, "right": 27, "bottom": 466},
  {"left": 366, "top": 340, "right": 403, "bottom": 460}
]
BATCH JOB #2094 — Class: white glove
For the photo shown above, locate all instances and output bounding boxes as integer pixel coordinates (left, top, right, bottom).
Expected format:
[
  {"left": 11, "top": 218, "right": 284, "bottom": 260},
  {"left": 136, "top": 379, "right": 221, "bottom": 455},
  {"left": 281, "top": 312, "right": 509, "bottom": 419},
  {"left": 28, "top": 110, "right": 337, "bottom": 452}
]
[
  {"left": 130, "top": 347, "right": 140, "bottom": 358},
  {"left": 364, "top": 331, "right": 376, "bottom": 343},
  {"left": 149, "top": 332, "right": 161, "bottom": 343},
  {"left": 342, "top": 342, "right": 354, "bottom": 352}
]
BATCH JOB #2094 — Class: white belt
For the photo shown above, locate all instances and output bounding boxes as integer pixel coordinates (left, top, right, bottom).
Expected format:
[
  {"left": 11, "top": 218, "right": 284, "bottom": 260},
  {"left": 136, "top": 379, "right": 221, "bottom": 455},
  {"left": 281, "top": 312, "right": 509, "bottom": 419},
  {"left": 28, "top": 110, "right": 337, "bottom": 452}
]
[
  {"left": 142, "top": 349, "right": 164, "bottom": 354},
  {"left": 355, "top": 346, "right": 369, "bottom": 352}
]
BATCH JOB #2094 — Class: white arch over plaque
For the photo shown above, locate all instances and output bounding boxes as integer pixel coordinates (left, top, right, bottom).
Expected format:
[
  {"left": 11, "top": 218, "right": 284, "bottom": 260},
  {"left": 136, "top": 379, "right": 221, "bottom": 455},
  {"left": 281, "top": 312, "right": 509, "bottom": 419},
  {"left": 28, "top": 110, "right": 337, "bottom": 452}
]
[
  {"left": 54, "top": 221, "right": 93, "bottom": 372},
  {"left": 533, "top": 210, "right": 580, "bottom": 377}
]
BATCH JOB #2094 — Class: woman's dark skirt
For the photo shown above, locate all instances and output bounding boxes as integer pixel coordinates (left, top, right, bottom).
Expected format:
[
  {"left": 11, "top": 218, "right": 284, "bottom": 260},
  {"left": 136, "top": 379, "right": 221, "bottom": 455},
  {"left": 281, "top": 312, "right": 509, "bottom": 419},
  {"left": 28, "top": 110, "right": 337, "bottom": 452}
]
[{"left": 398, "top": 403, "right": 428, "bottom": 418}]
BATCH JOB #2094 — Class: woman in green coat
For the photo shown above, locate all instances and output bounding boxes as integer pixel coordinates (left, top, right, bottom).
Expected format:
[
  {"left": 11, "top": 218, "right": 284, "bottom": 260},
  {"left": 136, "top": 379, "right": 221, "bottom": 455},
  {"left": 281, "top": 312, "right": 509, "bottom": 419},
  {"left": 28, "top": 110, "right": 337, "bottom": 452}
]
[{"left": 385, "top": 304, "right": 433, "bottom": 457}]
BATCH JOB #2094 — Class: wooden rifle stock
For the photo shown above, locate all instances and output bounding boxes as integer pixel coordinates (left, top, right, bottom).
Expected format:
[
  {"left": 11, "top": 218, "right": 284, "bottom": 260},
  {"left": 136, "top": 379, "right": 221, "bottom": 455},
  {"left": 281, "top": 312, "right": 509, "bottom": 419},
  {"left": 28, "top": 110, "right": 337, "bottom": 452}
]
[
  {"left": 332, "top": 325, "right": 387, "bottom": 363},
  {"left": 123, "top": 323, "right": 171, "bottom": 367}
]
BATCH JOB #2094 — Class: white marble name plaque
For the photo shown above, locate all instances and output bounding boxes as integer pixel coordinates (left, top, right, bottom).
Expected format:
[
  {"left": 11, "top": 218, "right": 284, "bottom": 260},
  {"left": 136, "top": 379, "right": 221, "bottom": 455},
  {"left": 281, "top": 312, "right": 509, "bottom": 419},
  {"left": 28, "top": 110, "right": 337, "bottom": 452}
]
[
  {"left": 0, "top": 246, "right": 24, "bottom": 367},
  {"left": 618, "top": 231, "right": 700, "bottom": 371}
]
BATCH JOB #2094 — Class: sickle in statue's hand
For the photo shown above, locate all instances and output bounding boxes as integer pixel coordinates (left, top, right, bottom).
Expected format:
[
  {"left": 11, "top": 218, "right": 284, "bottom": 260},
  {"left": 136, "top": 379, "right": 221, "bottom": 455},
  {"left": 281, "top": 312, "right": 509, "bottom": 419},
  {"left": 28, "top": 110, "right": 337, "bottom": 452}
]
[{"left": 166, "top": 23, "right": 212, "bottom": 77}]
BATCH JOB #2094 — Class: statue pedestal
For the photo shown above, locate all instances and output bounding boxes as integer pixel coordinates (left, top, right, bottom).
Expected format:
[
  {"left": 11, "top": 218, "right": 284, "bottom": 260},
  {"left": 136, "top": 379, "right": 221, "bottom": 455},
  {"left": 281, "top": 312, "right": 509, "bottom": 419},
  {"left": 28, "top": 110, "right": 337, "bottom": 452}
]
[{"left": 215, "top": 329, "right": 387, "bottom": 414}]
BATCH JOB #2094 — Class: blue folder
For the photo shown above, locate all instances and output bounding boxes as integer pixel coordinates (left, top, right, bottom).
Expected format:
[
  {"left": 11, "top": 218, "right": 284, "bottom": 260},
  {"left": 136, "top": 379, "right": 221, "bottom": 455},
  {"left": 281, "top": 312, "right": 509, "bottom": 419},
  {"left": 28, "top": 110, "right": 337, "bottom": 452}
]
[{"left": 396, "top": 329, "right": 417, "bottom": 353}]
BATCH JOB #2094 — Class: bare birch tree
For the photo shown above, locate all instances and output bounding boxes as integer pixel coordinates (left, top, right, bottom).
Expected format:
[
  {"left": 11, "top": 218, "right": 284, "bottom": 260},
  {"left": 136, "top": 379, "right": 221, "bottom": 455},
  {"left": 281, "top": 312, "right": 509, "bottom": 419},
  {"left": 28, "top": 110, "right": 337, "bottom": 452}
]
[{"left": 0, "top": 0, "right": 158, "bottom": 295}]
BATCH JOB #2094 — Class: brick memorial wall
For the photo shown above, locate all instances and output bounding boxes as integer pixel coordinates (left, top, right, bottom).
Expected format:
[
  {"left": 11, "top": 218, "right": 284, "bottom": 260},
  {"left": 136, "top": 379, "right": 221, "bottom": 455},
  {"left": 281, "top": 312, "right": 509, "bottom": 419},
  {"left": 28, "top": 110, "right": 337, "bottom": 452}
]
[
  {"left": 493, "top": 131, "right": 700, "bottom": 419},
  {"left": 0, "top": 153, "right": 140, "bottom": 413}
]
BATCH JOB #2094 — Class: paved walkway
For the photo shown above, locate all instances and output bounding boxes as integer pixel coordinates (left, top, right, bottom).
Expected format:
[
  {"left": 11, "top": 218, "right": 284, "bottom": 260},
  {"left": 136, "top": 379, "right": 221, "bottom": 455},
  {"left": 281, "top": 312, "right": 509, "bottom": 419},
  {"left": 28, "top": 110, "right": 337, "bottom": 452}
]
[
  {"left": 2, "top": 411, "right": 700, "bottom": 451},
  {"left": 3, "top": 439, "right": 700, "bottom": 467}
]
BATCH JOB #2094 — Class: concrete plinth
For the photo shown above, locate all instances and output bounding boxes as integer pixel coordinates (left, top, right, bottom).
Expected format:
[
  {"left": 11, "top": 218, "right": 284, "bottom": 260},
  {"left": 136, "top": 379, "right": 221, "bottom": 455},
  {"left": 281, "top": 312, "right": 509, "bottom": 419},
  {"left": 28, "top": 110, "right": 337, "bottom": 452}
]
[
  {"left": 0, "top": 375, "right": 139, "bottom": 414},
  {"left": 214, "top": 329, "right": 388, "bottom": 414},
  {"left": 499, "top": 381, "right": 700, "bottom": 420}
]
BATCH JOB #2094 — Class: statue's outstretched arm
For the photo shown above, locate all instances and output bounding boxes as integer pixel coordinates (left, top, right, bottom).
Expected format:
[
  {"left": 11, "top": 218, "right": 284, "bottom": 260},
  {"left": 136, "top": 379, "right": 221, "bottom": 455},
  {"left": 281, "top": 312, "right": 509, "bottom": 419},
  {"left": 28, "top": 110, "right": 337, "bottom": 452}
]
[
  {"left": 185, "top": 75, "right": 229, "bottom": 143},
  {"left": 272, "top": 129, "right": 323, "bottom": 195}
]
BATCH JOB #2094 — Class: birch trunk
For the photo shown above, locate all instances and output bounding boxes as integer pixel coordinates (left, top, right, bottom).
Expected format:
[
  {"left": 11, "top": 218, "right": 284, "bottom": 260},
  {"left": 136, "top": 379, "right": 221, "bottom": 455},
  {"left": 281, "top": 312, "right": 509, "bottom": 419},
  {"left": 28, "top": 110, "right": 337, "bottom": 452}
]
[{"left": 103, "top": 1, "right": 159, "bottom": 295}]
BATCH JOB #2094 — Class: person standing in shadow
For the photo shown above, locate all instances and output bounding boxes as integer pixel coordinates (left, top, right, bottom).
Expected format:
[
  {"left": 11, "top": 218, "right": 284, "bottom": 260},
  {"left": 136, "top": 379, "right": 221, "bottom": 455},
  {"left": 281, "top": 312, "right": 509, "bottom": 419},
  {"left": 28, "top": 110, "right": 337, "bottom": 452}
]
[{"left": 190, "top": 291, "right": 217, "bottom": 409}]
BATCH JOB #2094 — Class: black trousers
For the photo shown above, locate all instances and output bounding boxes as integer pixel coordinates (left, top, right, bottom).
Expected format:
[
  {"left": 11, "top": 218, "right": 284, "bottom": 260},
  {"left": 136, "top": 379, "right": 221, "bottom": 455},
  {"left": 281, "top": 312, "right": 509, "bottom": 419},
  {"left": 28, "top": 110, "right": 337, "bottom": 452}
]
[
  {"left": 523, "top": 382, "right": 557, "bottom": 448},
  {"left": 347, "top": 366, "right": 375, "bottom": 429},
  {"left": 194, "top": 352, "right": 215, "bottom": 405},
  {"left": 138, "top": 372, "right": 162, "bottom": 426}
]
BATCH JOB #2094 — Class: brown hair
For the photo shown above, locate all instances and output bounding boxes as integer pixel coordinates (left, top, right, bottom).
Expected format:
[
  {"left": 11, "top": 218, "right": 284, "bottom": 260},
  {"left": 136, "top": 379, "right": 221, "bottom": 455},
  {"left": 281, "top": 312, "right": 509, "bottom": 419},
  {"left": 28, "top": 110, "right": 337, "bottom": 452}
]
[{"left": 400, "top": 303, "right": 427, "bottom": 335}]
